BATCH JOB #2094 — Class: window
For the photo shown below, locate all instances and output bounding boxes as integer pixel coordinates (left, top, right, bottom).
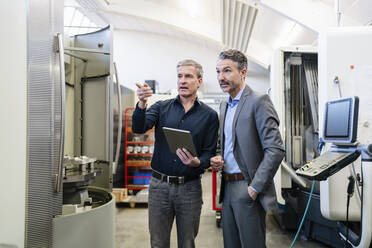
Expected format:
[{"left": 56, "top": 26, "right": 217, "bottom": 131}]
[{"left": 64, "top": 0, "right": 102, "bottom": 36}]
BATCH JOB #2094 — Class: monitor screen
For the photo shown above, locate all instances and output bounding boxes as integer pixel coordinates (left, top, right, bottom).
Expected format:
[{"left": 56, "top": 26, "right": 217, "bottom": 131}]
[
  {"left": 325, "top": 100, "right": 350, "bottom": 137},
  {"left": 323, "top": 97, "right": 359, "bottom": 144}
]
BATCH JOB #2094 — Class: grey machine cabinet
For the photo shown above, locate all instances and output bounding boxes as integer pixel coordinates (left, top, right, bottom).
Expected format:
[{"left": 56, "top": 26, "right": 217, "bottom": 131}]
[
  {"left": 26, "top": 0, "right": 64, "bottom": 247},
  {"left": 53, "top": 27, "right": 116, "bottom": 248},
  {"left": 3, "top": 2, "right": 117, "bottom": 248}
]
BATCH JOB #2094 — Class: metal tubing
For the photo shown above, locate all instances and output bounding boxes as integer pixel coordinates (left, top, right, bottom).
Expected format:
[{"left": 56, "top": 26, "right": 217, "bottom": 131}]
[
  {"left": 56, "top": 33, "right": 66, "bottom": 193},
  {"left": 281, "top": 161, "right": 308, "bottom": 188},
  {"left": 64, "top": 51, "right": 88, "bottom": 62},
  {"left": 64, "top": 46, "right": 110, "bottom": 55},
  {"left": 113, "top": 62, "right": 122, "bottom": 174}
]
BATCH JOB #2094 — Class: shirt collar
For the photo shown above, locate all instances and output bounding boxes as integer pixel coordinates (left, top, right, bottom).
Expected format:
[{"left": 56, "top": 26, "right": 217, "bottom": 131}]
[
  {"left": 228, "top": 85, "right": 245, "bottom": 107},
  {"left": 175, "top": 95, "right": 201, "bottom": 106}
]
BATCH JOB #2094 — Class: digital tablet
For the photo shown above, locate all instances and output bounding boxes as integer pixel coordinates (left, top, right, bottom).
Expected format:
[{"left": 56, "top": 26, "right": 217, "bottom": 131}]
[{"left": 162, "top": 127, "right": 197, "bottom": 156}]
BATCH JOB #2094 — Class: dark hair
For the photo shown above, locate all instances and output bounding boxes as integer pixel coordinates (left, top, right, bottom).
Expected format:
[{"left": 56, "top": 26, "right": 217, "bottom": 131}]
[{"left": 218, "top": 49, "right": 247, "bottom": 71}]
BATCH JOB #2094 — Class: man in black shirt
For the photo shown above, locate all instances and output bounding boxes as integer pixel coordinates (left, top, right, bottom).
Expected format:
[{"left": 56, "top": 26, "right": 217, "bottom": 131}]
[{"left": 132, "top": 59, "right": 219, "bottom": 248}]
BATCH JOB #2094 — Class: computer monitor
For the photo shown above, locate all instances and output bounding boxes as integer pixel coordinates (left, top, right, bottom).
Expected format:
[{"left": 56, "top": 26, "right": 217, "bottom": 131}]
[
  {"left": 145, "top": 80, "right": 156, "bottom": 93},
  {"left": 323, "top": 96, "right": 359, "bottom": 144}
]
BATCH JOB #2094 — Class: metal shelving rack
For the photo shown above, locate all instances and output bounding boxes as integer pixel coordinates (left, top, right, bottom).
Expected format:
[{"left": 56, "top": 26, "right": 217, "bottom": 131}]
[{"left": 124, "top": 108, "right": 154, "bottom": 191}]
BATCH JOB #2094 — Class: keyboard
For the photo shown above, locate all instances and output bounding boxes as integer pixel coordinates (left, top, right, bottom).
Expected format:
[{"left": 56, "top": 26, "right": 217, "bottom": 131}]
[{"left": 296, "top": 150, "right": 360, "bottom": 181}]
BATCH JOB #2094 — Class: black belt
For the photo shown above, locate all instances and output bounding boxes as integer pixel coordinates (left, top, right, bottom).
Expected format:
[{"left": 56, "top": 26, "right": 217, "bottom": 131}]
[{"left": 152, "top": 170, "right": 199, "bottom": 185}]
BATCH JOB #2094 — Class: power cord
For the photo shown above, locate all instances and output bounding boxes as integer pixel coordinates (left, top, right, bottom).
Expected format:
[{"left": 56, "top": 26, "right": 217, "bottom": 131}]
[
  {"left": 350, "top": 162, "right": 361, "bottom": 202},
  {"left": 290, "top": 139, "right": 324, "bottom": 247},
  {"left": 290, "top": 180, "right": 316, "bottom": 248},
  {"left": 345, "top": 176, "right": 355, "bottom": 247},
  {"left": 317, "top": 137, "right": 325, "bottom": 153}
]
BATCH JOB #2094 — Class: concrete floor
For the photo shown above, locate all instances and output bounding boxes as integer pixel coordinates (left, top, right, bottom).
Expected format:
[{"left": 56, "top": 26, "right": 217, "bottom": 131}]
[{"left": 115, "top": 171, "right": 327, "bottom": 248}]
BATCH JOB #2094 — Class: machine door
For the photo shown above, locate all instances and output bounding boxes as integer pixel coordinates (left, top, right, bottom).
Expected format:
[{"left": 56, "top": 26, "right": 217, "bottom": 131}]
[
  {"left": 74, "top": 27, "right": 114, "bottom": 191},
  {"left": 82, "top": 75, "right": 113, "bottom": 190},
  {"left": 26, "top": 0, "right": 64, "bottom": 247}
]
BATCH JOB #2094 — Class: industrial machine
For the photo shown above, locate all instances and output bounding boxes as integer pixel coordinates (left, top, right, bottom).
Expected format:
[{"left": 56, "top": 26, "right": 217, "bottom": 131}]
[
  {"left": 53, "top": 25, "right": 121, "bottom": 248},
  {"left": 296, "top": 96, "right": 372, "bottom": 247},
  {"left": 62, "top": 155, "right": 101, "bottom": 213},
  {"left": 0, "top": 2, "right": 128, "bottom": 247},
  {"left": 317, "top": 27, "right": 372, "bottom": 248},
  {"left": 296, "top": 97, "right": 360, "bottom": 181},
  {"left": 271, "top": 27, "right": 372, "bottom": 247}
]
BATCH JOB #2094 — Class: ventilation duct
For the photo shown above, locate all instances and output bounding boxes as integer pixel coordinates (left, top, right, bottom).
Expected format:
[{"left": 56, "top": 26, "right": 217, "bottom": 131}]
[{"left": 221, "top": 0, "right": 258, "bottom": 52}]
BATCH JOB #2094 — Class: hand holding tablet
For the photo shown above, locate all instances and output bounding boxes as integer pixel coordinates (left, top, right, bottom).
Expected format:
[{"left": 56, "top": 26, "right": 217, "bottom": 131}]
[
  {"left": 162, "top": 127, "right": 197, "bottom": 156},
  {"left": 163, "top": 127, "right": 200, "bottom": 167}
]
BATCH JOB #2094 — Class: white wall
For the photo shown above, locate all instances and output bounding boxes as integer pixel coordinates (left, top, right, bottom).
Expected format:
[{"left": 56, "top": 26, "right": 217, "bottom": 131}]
[
  {"left": 0, "top": 1, "right": 27, "bottom": 247},
  {"left": 113, "top": 29, "right": 270, "bottom": 96},
  {"left": 113, "top": 29, "right": 222, "bottom": 93},
  {"left": 247, "top": 61, "right": 270, "bottom": 94}
]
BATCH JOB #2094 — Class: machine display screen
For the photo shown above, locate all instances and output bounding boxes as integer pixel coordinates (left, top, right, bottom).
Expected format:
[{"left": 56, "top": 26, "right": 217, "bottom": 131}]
[
  {"left": 323, "top": 97, "right": 359, "bottom": 144},
  {"left": 325, "top": 100, "right": 350, "bottom": 137}
]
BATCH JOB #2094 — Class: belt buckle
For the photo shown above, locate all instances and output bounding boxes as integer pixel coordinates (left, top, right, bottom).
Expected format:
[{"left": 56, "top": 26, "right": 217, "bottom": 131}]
[
  {"left": 166, "top": 176, "right": 170, "bottom": 184},
  {"left": 178, "top": 177, "right": 183, "bottom": 184}
]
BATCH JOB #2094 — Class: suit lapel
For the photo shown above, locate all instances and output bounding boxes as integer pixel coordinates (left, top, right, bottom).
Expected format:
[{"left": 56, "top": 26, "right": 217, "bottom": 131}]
[{"left": 232, "top": 85, "right": 251, "bottom": 145}]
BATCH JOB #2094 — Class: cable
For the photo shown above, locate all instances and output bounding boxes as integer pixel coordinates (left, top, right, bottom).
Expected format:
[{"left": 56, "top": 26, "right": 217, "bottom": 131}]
[
  {"left": 345, "top": 176, "right": 355, "bottom": 247},
  {"left": 333, "top": 76, "right": 342, "bottom": 98},
  {"left": 317, "top": 137, "right": 325, "bottom": 153},
  {"left": 289, "top": 140, "right": 322, "bottom": 247},
  {"left": 290, "top": 180, "right": 316, "bottom": 248},
  {"left": 345, "top": 196, "right": 351, "bottom": 248},
  {"left": 350, "top": 162, "right": 361, "bottom": 201}
]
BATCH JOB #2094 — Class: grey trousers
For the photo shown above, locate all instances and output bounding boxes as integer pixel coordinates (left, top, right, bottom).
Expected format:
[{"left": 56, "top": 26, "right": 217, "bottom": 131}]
[
  {"left": 222, "top": 180, "right": 266, "bottom": 248},
  {"left": 148, "top": 177, "right": 203, "bottom": 248}
]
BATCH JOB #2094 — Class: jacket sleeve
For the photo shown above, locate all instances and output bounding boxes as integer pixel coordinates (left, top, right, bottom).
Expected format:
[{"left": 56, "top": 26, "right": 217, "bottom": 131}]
[{"left": 250, "top": 95, "right": 285, "bottom": 193}]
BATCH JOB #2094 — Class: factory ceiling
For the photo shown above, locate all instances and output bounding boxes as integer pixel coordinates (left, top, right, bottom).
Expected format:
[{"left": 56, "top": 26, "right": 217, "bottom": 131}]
[{"left": 69, "top": 0, "right": 372, "bottom": 69}]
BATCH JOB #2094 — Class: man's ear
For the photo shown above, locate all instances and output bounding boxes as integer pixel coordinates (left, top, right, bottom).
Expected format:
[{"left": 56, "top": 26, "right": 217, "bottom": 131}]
[
  {"left": 197, "top": 77, "right": 203, "bottom": 88},
  {"left": 240, "top": 68, "right": 247, "bottom": 78}
]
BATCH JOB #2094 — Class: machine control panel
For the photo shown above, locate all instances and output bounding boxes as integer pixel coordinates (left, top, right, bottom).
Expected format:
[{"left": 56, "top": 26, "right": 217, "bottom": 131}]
[{"left": 296, "top": 150, "right": 360, "bottom": 181}]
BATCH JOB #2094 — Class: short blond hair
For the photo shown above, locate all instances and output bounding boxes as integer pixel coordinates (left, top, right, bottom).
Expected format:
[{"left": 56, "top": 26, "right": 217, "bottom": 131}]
[{"left": 177, "top": 59, "right": 203, "bottom": 78}]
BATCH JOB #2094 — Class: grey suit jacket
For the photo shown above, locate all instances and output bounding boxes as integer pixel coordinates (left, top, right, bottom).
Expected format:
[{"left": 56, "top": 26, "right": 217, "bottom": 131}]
[{"left": 219, "top": 85, "right": 285, "bottom": 212}]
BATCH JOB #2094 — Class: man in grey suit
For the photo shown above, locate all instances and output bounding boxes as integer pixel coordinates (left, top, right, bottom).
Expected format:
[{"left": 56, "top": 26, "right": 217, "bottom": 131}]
[{"left": 211, "top": 49, "right": 285, "bottom": 248}]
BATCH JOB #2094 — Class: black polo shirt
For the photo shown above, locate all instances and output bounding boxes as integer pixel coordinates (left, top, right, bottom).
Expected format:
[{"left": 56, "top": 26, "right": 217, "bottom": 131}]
[{"left": 132, "top": 96, "right": 219, "bottom": 178}]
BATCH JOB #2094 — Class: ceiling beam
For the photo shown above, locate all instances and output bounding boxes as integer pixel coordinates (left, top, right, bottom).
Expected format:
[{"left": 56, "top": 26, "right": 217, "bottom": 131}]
[{"left": 247, "top": 0, "right": 359, "bottom": 33}]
